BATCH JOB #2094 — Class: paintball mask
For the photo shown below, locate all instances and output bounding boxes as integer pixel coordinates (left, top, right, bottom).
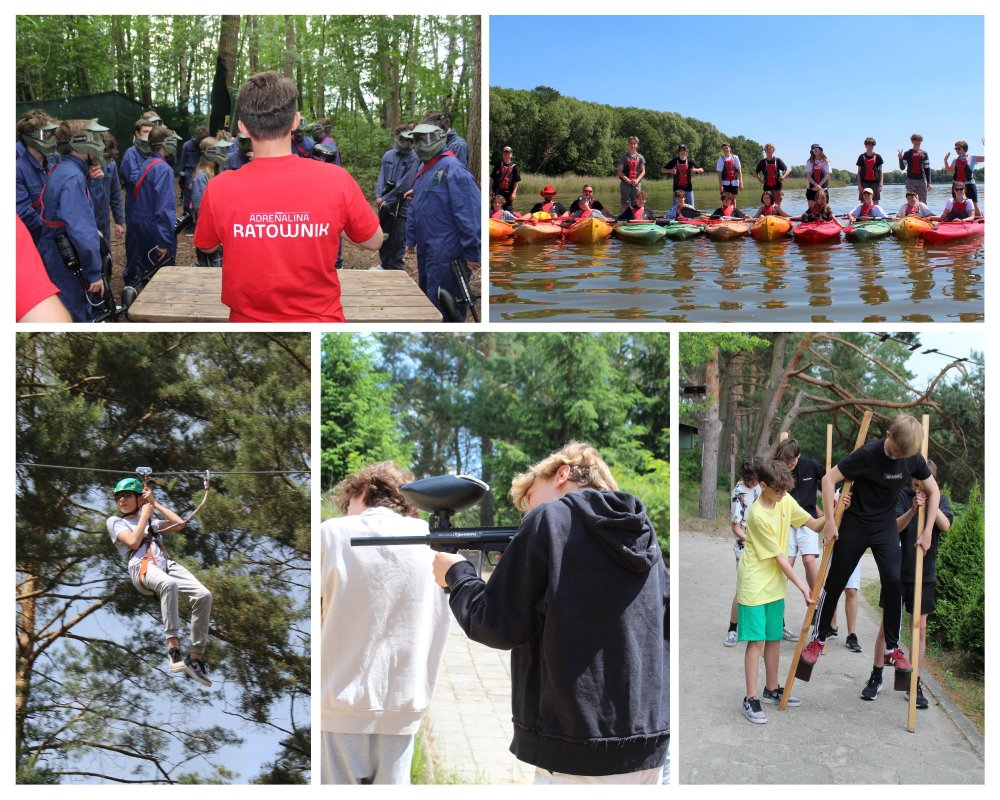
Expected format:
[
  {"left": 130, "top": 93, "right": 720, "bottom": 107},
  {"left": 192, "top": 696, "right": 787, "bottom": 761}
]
[
  {"left": 309, "top": 122, "right": 327, "bottom": 141},
  {"left": 204, "top": 141, "right": 231, "bottom": 166},
  {"left": 134, "top": 134, "right": 152, "bottom": 158},
  {"left": 160, "top": 132, "right": 181, "bottom": 158},
  {"left": 411, "top": 123, "right": 446, "bottom": 162},
  {"left": 237, "top": 134, "right": 253, "bottom": 157},
  {"left": 395, "top": 131, "right": 414, "bottom": 153},
  {"left": 66, "top": 121, "right": 109, "bottom": 162},
  {"left": 292, "top": 118, "right": 307, "bottom": 143},
  {"left": 311, "top": 142, "right": 339, "bottom": 163},
  {"left": 22, "top": 120, "right": 60, "bottom": 157}
]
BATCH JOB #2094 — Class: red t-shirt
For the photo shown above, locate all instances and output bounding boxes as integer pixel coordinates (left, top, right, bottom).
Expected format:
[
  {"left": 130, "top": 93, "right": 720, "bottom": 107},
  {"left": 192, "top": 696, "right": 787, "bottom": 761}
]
[
  {"left": 16, "top": 214, "right": 61, "bottom": 321},
  {"left": 193, "top": 155, "right": 380, "bottom": 322}
]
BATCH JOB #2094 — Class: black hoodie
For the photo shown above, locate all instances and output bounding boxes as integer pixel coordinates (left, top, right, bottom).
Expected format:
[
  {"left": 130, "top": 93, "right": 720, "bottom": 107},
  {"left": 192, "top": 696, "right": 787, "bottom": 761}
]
[{"left": 446, "top": 489, "right": 669, "bottom": 776}]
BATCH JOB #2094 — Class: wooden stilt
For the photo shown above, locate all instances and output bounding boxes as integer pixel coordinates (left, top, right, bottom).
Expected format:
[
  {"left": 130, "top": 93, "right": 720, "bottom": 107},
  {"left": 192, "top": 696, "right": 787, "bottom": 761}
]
[
  {"left": 906, "top": 415, "right": 931, "bottom": 731},
  {"left": 781, "top": 411, "right": 872, "bottom": 709}
]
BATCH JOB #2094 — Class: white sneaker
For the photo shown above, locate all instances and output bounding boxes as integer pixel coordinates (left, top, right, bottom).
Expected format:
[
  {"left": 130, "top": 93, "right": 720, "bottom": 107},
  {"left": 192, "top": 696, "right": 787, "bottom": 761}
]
[
  {"left": 724, "top": 630, "right": 738, "bottom": 647},
  {"left": 368, "top": 265, "right": 385, "bottom": 271},
  {"left": 783, "top": 627, "right": 797, "bottom": 642}
]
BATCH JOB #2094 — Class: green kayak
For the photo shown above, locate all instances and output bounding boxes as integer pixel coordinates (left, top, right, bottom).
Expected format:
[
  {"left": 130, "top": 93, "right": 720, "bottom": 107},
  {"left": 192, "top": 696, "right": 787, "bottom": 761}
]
[
  {"left": 845, "top": 220, "right": 891, "bottom": 242},
  {"left": 616, "top": 223, "right": 667, "bottom": 244},
  {"left": 661, "top": 221, "right": 704, "bottom": 240}
]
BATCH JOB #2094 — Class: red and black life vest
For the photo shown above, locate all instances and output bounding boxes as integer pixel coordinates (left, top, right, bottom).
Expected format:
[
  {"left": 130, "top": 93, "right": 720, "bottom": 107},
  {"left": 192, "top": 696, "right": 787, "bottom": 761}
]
[
  {"left": 624, "top": 155, "right": 640, "bottom": 181},
  {"left": 631, "top": 206, "right": 645, "bottom": 220},
  {"left": 491, "top": 209, "right": 505, "bottom": 219},
  {"left": 903, "top": 202, "right": 921, "bottom": 217},
  {"left": 761, "top": 204, "right": 776, "bottom": 216},
  {"left": 497, "top": 162, "right": 515, "bottom": 190},
  {"left": 858, "top": 202, "right": 874, "bottom": 217},
  {"left": 953, "top": 156, "right": 971, "bottom": 183},
  {"left": 946, "top": 199, "right": 972, "bottom": 221},
  {"left": 861, "top": 153, "right": 879, "bottom": 181},
  {"left": 577, "top": 208, "right": 592, "bottom": 219},
  {"left": 811, "top": 160, "right": 826, "bottom": 184},
  {"left": 907, "top": 149, "right": 925, "bottom": 179},
  {"left": 675, "top": 160, "right": 690, "bottom": 186},
  {"left": 721, "top": 204, "right": 735, "bottom": 217},
  {"left": 722, "top": 157, "right": 736, "bottom": 182},
  {"left": 541, "top": 201, "right": 556, "bottom": 213}
]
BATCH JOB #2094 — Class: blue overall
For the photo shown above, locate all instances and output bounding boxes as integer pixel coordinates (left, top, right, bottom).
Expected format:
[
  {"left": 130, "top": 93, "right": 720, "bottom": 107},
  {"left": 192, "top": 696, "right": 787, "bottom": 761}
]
[
  {"left": 291, "top": 135, "right": 315, "bottom": 159},
  {"left": 179, "top": 137, "right": 200, "bottom": 211},
  {"left": 16, "top": 150, "right": 59, "bottom": 243},
  {"left": 124, "top": 155, "right": 176, "bottom": 286},
  {"left": 375, "top": 147, "right": 418, "bottom": 269},
  {"left": 446, "top": 131, "right": 470, "bottom": 168},
  {"left": 91, "top": 159, "right": 124, "bottom": 247},
  {"left": 37, "top": 157, "right": 102, "bottom": 321},
  {"left": 406, "top": 152, "right": 481, "bottom": 319},
  {"left": 225, "top": 141, "right": 252, "bottom": 172}
]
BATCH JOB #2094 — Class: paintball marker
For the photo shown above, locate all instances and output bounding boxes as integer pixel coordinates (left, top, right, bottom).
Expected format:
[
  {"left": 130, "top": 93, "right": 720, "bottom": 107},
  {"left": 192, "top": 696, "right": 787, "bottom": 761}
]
[
  {"left": 174, "top": 211, "right": 193, "bottom": 238},
  {"left": 350, "top": 474, "right": 517, "bottom": 573},
  {"left": 437, "top": 259, "right": 480, "bottom": 324},
  {"left": 55, "top": 231, "right": 126, "bottom": 322}
]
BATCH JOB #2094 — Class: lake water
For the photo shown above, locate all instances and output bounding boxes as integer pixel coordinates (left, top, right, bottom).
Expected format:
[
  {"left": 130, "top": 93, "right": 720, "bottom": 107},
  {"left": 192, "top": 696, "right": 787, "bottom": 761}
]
[{"left": 489, "top": 184, "right": 984, "bottom": 323}]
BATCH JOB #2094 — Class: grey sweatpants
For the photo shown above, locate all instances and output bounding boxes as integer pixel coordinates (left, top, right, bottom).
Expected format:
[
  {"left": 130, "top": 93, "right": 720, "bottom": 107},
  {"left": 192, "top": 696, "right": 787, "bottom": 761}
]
[
  {"left": 141, "top": 559, "right": 212, "bottom": 653},
  {"left": 321, "top": 731, "right": 414, "bottom": 785}
]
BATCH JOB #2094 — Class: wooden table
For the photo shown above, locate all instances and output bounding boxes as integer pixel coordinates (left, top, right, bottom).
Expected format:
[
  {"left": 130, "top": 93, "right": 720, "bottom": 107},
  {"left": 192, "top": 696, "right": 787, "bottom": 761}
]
[{"left": 127, "top": 267, "right": 441, "bottom": 322}]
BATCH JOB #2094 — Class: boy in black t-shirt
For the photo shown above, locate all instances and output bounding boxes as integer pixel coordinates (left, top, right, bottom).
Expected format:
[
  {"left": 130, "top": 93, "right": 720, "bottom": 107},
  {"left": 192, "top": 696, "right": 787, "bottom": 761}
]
[
  {"left": 800, "top": 414, "right": 940, "bottom": 682},
  {"left": 862, "top": 460, "right": 953, "bottom": 704}
]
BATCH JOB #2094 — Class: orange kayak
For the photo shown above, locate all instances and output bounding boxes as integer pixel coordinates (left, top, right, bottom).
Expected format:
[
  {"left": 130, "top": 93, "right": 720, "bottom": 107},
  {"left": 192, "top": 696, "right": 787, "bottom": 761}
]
[
  {"left": 891, "top": 216, "right": 933, "bottom": 240},
  {"left": 750, "top": 215, "right": 793, "bottom": 241},
  {"left": 564, "top": 217, "right": 613, "bottom": 243},
  {"left": 705, "top": 219, "right": 750, "bottom": 241},
  {"left": 512, "top": 222, "right": 563, "bottom": 245},
  {"left": 489, "top": 218, "right": 515, "bottom": 240}
]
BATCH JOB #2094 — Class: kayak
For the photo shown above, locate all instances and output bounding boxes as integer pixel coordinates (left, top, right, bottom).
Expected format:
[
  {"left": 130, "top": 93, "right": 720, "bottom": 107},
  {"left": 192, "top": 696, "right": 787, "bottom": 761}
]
[
  {"left": 891, "top": 216, "right": 933, "bottom": 240},
  {"left": 704, "top": 219, "right": 750, "bottom": 241},
  {"left": 512, "top": 221, "right": 563, "bottom": 245},
  {"left": 922, "top": 218, "right": 985, "bottom": 245},
  {"left": 615, "top": 222, "right": 667, "bottom": 244},
  {"left": 845, "top": 220, "right": 891, "bottom": 242},
  {"left": 750, "top": 215, "right": 793, "bottom": 241},
  {"left": 564, "top": 217, "right": 613, "bottom": 243},
  {"left": 793, "top": 220, "right": 842, "bottom": 245},
  {"left": 661, "top": 221, "right": 704, "bottom": 240},
  {"left": 489, "top": 218, "right": 515, "bottom": 241}
]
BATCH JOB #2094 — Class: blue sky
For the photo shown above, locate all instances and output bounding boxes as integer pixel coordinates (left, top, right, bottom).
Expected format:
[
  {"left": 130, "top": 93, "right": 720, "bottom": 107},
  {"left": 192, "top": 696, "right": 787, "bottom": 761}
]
[{"left": 490, "top": 15, "right": 984, "bottom": 171}]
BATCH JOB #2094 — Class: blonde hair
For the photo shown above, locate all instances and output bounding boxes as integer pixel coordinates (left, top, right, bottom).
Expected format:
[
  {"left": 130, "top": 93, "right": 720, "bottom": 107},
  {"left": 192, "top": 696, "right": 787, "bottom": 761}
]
[
  {"left": 888, "top": 414, "right": 923, "bottom": 457},
  {"left": 509, "top": 441, "right": 617, "bottom": 512}
]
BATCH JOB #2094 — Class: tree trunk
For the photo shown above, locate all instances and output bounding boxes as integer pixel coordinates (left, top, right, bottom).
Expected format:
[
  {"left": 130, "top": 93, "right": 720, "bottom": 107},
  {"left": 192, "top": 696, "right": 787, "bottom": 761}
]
[
  {"left": 248, "top": 15, "right": 259, "bottom": 73},
  {"left": 219, "top": 16, "right": 240, "bottom": 87},
  {"left": 15, "top": 570, "right": 37, "bottom": 753},
  {"left": 467, "top": 17, "right": 481, "bottom": 180},
  {"left": 752, "top": 333, "right": 813, "bottom": 455},
  {"left": 404, "top": 19, "right": 418, "bottom": 118},
  {"left": 140, "top": 20, "right": 152, "bottom": 107},
  {"left": 699, "top": 348, "right": 722, "bottom": 519},
  {"left": 283, "top": 16, "right": 295, "bottom": 78}
]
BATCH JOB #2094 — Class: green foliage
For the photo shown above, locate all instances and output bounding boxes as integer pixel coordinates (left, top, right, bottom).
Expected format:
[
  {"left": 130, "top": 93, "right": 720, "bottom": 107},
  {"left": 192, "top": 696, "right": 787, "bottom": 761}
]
[
  {"left": 16, "top": 333, "right": 309, "bottom": 784},
  {"left": 490, "top": 85, "right": 765, "bottom": 179},
  {"left": 929, "top": 484, "right": 984, "bottom": 673},
  {"left": 320, "top": 334, "right": 410, "bottom": 492}
]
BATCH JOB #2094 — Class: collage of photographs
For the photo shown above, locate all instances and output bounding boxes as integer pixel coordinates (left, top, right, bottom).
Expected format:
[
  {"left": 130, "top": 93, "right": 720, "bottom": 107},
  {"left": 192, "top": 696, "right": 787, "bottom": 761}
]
[{"left": 10, "top": 9, "right": 988, "bottom": 791}]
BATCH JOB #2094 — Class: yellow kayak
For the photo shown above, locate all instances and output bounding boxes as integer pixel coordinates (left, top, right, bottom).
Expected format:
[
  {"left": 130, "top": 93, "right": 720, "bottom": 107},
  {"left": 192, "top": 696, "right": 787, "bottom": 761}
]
[
  {"left": 564, "top": 217, "right": 613, "bottom": 243},
  {"left": 489, "top": 218, "right": 515, "bottom": 240},
  {"left": 891, "top": 216, "right": 933, "bottom": 240},
  {"left": 750, "top": 215, "right": 793, "bottom": 241}
]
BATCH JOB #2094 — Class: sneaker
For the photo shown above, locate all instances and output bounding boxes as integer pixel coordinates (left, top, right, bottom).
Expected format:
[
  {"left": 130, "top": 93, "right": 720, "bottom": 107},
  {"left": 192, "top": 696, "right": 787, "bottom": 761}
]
[
  {"left": 886, "top": 647, "right": 912, "bottom": 673},
  {"left": 368, "top": 265, "right": 385, "bottom": 271},
  {"left": 761, "top": 686, "right": 800, "bottom": 707},
  {"left": 184, "top": 655, "right": 212, "bottom": 687},
  {"left": 782, "top": 627, "right": 797, "bottom": 642},
  {"left": 167, "top": 647, "right": 186, "bottom": 673},
  {"left": 724, "top": 630, "right": 738, "bottom": 647},
  {"left": 826, "top": 627, "right": 839, "bottom": 640},
  {"left": 742, "top": 696, "right": 767, "bottom": 724},
  {"left": 905, "top": 679, "right": 929, "bottom": 710},
  {"left": 861, "top": 674, "right": 883, "bottom": 701},
  {"left": 845, "top": 633, "right": 862, "bottom": 653},
  {"left": 800, "top": 637, "right": 824, "bottom": 665}
]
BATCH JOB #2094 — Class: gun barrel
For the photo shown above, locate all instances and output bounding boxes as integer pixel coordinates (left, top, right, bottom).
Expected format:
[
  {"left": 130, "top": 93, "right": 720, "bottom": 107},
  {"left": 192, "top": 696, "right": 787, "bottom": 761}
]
[{"left": 351, "top": 526, "right": 518, "bottom": 553}]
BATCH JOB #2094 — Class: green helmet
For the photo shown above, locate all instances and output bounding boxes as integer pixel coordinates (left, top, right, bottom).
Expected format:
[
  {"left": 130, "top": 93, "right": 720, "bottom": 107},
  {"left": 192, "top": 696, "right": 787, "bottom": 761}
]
[
  {"left": 411, "top": 123, "right": 446, "bottom": 163},
  {"left": 64, "top": 121, "right": 109, "bottom": 161},
  {"left": 114, "top": 477, "right": 143, "bottom": 497},
  {"left": 204, "top": 140, "right": 231, "bottom": 166},
  {"left": 21, "top": 120, "right": 60, "bottom": 157}
]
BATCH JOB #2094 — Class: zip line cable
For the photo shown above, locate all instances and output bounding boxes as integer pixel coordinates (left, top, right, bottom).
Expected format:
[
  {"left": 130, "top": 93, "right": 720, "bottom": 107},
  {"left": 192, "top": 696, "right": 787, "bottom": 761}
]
[{"left": 16, "top": 463, "right": 310, "bottom": 477}]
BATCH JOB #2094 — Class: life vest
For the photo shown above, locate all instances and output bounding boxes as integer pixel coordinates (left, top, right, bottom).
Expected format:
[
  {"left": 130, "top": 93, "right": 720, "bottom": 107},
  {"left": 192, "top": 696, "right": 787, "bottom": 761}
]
[
  {"left": 721, "top": 204, "right": 735, "bottom": 217},
  {"left": 541, "top": 201, "right": 555, "bottom": 213},
  {"left": 953, "top": 156, "right": 971, "bottom": 183},
  {"left": 624, "top": 155, "right": 640, "bottom": 181},
  {"left": 764, "top": 159, "right": 779, "bottom": 186},
  {"left": 907, "top": 149, "right": 925, "bottom": 179},
  {"left": 859, "top": 203, "right": 874, "bottom": 217},
  {"left": 675, "top": 160, "right": 690, "bottom": 186},
  {"left": 577, "top": 208, "right": 593, "bottom": 219},
  {"left": 903, "top": 203, "right": 921, "bottom": 217},
  {"left": 811, "top": 160, "right": 826, "bottom": 184},
  {"left": 631, "top": 206, "right": 645, "bottom": 220},
  {"left": 946, "top": 199, "right": 972, "bottom": 221},
  {"left": 491, "top": 209, "right": 505, "bottom": 219},
  {"left": 861, "top": 153, "right": 879, "bottom": 181},
  {"left": 761, "top": 204, "right": 776, "bottom": 216},
  {"left": 722, "top": 157, "right": 736, "bottom": 182},
  {"left": 497, "top": 162, "right": 515, "bottom": 190}
]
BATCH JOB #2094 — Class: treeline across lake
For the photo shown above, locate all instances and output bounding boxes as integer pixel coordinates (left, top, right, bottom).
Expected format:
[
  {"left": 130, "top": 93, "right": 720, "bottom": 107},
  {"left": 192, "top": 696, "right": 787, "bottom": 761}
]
[{"left": 490, "top": 86, "right": 984, "bottom": 186}]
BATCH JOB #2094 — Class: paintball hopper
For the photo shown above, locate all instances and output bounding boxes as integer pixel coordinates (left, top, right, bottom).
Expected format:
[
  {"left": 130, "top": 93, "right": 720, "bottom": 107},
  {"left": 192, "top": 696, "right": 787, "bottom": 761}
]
[
  {"left": 400, "top": 475, "right": 489, "bottom": 515},
  {"left": 311, "top": 142, "right": 339, "bottom": 163}
]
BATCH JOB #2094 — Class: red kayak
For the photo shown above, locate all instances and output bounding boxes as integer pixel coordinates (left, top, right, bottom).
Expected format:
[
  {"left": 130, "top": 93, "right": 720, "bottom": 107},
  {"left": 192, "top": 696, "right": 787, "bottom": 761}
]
[
  {"left": 793, "top": 220, "right": 842, "bottom": 245},
  {"left": 922, "top": 219, "right": 985, "bottom": 245}
]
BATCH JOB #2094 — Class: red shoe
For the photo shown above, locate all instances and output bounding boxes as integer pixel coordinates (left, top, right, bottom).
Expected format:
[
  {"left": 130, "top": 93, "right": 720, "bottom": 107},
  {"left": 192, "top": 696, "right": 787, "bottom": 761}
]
[
  {"left": 886, "top": 647, "right": 912, "bottom": 672},
  {"left": 800, "top": 638, "right": 824, "bottom": 666}
]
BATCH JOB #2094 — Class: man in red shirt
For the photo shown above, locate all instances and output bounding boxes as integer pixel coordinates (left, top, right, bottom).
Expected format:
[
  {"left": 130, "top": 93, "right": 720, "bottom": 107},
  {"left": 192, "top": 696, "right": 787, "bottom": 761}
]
[{"left": 194, "top": 71, "right": 382, "bottom": 322}]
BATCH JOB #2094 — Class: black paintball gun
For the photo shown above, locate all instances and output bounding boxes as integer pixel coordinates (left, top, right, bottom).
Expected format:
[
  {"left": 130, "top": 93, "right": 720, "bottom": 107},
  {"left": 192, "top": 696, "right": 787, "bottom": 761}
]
[
  {"left": 350, "top": 474, "right": 517, "bottom": 573},
  {"left": 174, "top": 210, "right": 194, "bottom": 238},
  {"left": 55, "top": 231, "right": 125, "bottom": 322},
  {"left": 437, "top": 259, "right": 480, "bottom": 324}
]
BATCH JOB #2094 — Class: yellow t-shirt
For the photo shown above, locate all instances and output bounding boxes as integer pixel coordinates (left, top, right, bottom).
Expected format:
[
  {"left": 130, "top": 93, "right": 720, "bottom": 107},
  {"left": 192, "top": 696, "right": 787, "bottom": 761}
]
[{"left": 737, "top": 494, "right": 812, "bottom": 606}]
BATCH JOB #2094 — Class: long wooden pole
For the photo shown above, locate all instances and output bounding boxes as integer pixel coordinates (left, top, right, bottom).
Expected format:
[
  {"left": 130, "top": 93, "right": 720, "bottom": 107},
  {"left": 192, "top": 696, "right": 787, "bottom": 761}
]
[
  {"left": 907, "top": 414, "right": 931, "bottom": 732},
  {"left": 781, "top": 410, "right": 873, "bottom": 710},
  {"left": 822, "top": 424, "right": 833, "bottom": 654}
]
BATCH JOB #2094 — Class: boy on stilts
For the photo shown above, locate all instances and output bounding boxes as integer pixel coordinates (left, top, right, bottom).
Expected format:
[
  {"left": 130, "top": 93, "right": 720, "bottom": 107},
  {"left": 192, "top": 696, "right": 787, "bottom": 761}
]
[{"left": 107, "top": 476, "right": 213, "bottom": 686}]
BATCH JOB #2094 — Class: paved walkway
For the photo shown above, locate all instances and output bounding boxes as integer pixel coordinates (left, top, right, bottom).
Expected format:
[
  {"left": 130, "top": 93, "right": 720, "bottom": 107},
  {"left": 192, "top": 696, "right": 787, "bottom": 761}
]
[{"left": 679, "top": 528, "right": 984, "bottom": 784}]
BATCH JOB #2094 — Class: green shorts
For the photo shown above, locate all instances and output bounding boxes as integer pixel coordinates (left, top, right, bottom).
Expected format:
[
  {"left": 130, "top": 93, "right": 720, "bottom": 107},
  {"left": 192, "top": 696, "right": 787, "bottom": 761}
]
[{"left": 737, "top": 598, "right": 785, "bottom": 642}]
